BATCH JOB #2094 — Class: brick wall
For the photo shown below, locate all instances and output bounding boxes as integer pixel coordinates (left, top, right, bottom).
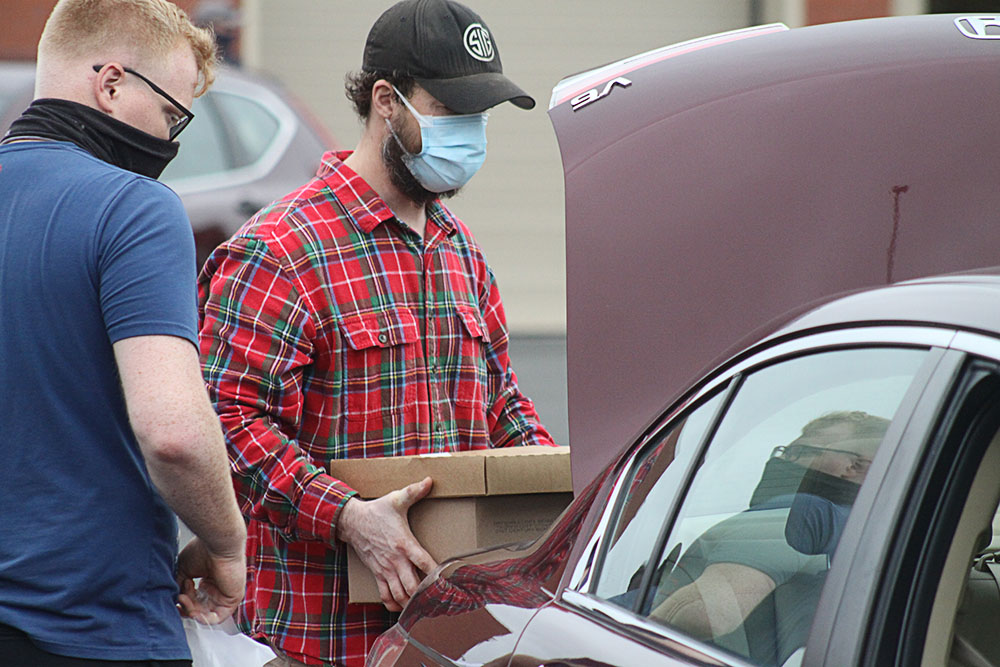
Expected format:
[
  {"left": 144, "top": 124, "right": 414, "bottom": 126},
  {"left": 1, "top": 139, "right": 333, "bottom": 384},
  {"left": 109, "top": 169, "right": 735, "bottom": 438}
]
[
  {"left": 0, "top": 0, "right": 203, "bottom": 61},
  {"left": 1, "top": 0, "right": 54, "bottom": 60},
  {"left": 807, "top": 0, "right": 891, "bottom": 24}
]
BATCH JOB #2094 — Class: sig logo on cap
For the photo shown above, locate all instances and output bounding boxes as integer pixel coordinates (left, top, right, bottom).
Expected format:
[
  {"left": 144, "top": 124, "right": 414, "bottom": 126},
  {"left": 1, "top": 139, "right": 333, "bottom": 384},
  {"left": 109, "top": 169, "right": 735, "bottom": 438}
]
[{"left": 463, "top": 23, "right": 495, "bottom": 62}]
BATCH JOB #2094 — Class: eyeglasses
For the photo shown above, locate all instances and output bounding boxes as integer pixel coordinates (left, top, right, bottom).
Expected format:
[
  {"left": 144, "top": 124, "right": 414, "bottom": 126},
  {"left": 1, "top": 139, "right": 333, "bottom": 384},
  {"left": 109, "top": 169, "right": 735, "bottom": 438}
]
[
  {"left": 771, "top": 443, "right": 872, "bottom": 467},
  {"left": 92, "top": 64, "right": 194, "bottom": 140}
]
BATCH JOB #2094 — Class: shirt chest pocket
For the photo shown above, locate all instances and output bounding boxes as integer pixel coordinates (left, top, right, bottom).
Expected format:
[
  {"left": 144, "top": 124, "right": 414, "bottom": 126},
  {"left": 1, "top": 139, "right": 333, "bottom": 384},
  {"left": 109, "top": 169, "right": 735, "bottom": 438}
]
[
  {"left": 449, "top": 304, "right": 490, "bottom": 409},
  {"left": 339, "top": 308, "right": 420, "bottom": 417}
]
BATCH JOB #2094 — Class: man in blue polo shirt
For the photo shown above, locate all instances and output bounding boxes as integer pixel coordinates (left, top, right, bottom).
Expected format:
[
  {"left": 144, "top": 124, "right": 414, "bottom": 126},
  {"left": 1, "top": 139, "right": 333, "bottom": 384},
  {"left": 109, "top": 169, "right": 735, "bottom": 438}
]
[{"left": 0, "top": 1, "right": 246, "bottom": 664}]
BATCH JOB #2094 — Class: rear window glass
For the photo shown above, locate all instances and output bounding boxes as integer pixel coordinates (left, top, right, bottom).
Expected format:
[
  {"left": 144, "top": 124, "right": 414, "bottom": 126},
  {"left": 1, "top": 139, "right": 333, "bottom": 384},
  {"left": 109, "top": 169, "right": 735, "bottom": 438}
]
[
  {"left": 211, "top": 91, "right": 280, "bottom": 168},
  {"left": 160, "top": 95, "right": 229, "bottom": 181}
]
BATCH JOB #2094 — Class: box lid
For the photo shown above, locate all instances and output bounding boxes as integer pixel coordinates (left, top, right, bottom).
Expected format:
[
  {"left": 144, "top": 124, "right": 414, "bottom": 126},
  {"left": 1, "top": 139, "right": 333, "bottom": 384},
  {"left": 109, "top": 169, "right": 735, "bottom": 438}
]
[{"left": 328, "top": 445, "right": 571, "bottom": 499}]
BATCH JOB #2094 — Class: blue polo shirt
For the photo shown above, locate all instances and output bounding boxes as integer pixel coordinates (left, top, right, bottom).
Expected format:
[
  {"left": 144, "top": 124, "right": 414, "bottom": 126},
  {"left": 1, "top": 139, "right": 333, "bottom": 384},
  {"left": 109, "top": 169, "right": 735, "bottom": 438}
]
[{"left": 0, "top": 141, "right": 197, "bottom": 660}]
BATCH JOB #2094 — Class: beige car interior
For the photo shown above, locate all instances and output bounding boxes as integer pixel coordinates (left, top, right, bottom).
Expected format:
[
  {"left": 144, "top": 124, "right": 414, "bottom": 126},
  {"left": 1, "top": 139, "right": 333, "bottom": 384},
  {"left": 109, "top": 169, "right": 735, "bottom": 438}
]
[{"left": 929, "top": 427, "right": 1000, "bottom": 667}]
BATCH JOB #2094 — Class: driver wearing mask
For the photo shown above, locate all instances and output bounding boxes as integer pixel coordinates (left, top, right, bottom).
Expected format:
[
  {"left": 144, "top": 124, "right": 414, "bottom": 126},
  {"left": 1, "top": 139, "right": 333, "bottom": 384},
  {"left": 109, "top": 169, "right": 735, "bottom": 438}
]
[{"left": 650, "top": 411, "right": 888, "bottom": 649}]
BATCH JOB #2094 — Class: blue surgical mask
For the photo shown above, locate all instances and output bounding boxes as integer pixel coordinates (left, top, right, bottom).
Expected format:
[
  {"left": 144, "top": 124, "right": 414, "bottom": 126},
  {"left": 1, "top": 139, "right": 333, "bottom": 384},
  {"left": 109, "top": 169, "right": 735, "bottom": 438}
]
[{"left": 387, "top": 86, "right": 488, "bottom": 193}]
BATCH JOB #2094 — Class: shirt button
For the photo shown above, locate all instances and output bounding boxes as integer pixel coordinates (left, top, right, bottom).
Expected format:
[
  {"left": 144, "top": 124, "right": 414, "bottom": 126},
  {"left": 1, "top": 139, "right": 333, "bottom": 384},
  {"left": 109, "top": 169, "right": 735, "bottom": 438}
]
[
  {"left": 378, "top": 334, "right": 388, "bottom": 344},
  {"left": 435, "top": 423, "right": 444, "bottom": 433}
]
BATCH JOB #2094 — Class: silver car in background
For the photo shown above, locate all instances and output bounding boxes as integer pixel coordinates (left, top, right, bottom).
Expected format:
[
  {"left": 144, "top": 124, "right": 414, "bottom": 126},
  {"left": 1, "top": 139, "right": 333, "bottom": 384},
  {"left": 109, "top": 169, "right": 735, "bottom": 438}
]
[{"left": 0, "top": 62, "right": 337, "bottom": 265}]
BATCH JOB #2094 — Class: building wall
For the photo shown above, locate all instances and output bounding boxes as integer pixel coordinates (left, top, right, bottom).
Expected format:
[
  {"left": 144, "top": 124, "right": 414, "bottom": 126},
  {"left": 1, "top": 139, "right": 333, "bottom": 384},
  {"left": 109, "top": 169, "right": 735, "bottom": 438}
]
[
  {"left": 808, "top": 0, "right": 890, "bottom": 23},
  {"left": 0, "top": 0, "right": 53, "bottom": 60},
  {"left": 2, "top": 0, "right": 933, "bottom": 332},
  {"left": 242, "top": 0, "right": 762, "bottom": 334},
  {"left": 239, "top": 0, "right": 932, "bottom": 333}
]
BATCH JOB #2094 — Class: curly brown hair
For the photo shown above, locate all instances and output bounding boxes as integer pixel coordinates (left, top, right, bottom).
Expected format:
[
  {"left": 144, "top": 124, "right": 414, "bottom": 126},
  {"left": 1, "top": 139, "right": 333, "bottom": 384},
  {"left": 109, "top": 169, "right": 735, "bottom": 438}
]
[{"left": 344, "top": 69, "right": 415, "bottom": 121}]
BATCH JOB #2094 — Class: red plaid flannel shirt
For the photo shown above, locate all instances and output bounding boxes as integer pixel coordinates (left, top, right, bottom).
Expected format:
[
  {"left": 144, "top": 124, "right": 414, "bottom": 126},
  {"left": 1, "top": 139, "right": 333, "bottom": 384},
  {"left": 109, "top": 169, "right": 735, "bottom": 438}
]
[{"left": 197, "top": 151, "right": 554, "bottom": 665}]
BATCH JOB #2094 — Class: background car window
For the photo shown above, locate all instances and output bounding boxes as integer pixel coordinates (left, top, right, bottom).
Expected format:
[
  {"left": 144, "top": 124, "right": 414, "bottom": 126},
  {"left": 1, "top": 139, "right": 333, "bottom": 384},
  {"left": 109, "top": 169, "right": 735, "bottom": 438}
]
[
  {"left": 643, "top": 347, "right": 928, "bottom": 667},
  {"left": 160, "top": 94, "right": 228, "bottom": 181},
  {"left": 0, "top": 91, "right": 14, "bottom": 115},
  {"left": 210, "top": 91, "right": 280, "bottom": 169},
  {"left": 593, "top": 390, "right": 725, "bottom": 606}
]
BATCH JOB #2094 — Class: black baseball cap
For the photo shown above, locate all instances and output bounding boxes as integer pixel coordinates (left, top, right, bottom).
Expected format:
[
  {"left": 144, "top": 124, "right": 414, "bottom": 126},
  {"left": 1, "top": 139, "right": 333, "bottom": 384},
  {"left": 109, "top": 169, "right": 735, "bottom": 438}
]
[{"left": 362, "top": 0, "right": 536, "bottom": 114}]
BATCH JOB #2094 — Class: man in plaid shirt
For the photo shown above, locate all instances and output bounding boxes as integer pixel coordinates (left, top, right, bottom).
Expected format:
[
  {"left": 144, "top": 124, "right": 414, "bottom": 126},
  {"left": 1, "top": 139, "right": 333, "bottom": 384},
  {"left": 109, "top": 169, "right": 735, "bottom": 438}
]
[{"left": 197, "top": 1, "right": 555, "bottom": 664}]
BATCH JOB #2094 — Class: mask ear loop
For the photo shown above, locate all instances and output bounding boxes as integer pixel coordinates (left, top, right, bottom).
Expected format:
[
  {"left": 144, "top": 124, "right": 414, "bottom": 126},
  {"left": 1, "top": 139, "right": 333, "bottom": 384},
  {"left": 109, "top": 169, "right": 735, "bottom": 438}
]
[
  {"left": 391, "top": 85, "right": 490, "bottom": 126},
  {"left": 384, "top": 117, "right": 417, "bottom": 158},
  {"left": 383, "top": 84, "right": 423, "bottom": 157},
  {"left": 391, "top": 85, "right": 431, "bottom": 128}
]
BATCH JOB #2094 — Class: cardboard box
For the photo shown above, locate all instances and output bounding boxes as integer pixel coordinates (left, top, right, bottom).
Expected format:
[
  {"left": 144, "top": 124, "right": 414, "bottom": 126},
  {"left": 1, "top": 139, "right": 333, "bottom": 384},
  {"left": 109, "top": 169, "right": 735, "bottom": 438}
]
[{"left": 329, "top": 446, "right": 572, "bottom": 604}]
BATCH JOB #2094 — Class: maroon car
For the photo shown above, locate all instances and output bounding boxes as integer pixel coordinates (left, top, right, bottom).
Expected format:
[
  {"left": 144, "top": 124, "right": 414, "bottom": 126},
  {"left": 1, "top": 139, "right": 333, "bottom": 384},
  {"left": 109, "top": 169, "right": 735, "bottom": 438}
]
[
  {"left": 370, "top": 269, "right": 1000, "bottom": 667},
  {"left": 368, "top": 14, "right": 1000, "bottom": 667}
]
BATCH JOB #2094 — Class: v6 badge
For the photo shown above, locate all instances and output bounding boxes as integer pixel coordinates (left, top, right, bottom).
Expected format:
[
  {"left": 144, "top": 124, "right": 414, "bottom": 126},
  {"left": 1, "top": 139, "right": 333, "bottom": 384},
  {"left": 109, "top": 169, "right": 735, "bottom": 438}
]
[{"left": 571, "top": 77, "right": 632, "bottom": 112}]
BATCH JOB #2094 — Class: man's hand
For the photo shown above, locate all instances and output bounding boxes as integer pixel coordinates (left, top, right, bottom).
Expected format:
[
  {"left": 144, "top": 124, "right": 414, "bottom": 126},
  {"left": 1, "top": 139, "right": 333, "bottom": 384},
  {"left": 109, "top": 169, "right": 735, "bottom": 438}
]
[
  {"left": 337, "top": 476, "right": 438, "bottom": 611},
  {"left": 175, "top": 536, "right": 247, "bottom": 625}
]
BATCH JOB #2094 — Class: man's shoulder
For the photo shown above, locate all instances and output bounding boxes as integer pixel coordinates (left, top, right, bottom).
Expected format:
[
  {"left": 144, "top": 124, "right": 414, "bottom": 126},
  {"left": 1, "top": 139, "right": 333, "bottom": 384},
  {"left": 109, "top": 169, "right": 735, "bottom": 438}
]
[
  {"left": 2, "top": 141, "right": 181, "bottom": 214},
  {"left": 22, "top": 142, "right": 177, "bottom": 199}
]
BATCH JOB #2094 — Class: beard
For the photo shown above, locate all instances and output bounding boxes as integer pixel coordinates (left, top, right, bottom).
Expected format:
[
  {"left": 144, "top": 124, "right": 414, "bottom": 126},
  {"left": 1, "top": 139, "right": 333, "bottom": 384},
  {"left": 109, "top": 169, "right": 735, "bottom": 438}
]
[{"left": 382, "top": 117, "right": 459, "bottom": 206}]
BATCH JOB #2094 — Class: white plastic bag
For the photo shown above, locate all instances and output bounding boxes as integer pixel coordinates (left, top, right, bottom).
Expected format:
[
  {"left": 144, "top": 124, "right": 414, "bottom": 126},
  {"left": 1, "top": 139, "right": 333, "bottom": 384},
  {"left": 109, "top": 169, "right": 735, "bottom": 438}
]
[{"left": 183, "top": 617, "right": 277, "bottom": 667}]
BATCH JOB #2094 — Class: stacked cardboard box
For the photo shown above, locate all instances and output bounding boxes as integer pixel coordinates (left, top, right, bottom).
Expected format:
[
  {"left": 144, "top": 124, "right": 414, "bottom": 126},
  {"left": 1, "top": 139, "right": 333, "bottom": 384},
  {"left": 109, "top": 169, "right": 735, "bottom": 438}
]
[{"left": 329, "top": 445, "right": 572, "bottom": 603}]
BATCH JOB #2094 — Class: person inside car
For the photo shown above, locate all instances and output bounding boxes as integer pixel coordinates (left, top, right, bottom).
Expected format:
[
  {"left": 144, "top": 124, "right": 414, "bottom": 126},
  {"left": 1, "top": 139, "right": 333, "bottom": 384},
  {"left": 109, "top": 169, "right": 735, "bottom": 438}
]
[{"left": 649, "top": 411, "right": 887, "bottom": 656}]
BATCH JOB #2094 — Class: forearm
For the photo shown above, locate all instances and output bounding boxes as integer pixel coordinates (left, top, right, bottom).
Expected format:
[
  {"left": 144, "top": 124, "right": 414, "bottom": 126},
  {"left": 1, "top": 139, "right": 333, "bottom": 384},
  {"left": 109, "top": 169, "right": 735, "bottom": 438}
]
[
  {"left": 652, "top": 563, "right": 776, "bottom": 637},
  {"left": 144, "top": 402, "right": 246, "bottom": 557},
  {"left": 114, "top": 335, "right": 246, "bottom": 557},
  {"left": 214, "top": 400, "right": 355, "bottom": 544}
]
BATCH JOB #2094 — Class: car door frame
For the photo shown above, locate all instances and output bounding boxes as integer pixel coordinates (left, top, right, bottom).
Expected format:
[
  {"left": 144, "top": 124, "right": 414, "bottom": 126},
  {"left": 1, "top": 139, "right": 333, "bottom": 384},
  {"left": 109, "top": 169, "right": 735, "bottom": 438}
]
[
  {"left": 516, "top": 325, "right": 964, "bottom": 666},
  {"left": 808, "top": 331, "right": 1000, "bottom": 667}
]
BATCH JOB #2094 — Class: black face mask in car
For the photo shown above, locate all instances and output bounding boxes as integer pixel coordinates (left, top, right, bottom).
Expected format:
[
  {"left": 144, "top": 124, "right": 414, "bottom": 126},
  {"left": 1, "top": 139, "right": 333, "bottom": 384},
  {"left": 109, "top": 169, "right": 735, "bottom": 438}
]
[
  {"left": 2, "top": 98, "right": 179, "bottom": 179},
  {"left": 749, "top": 456, "right": 808, "bottom": 508},
  {"left": 749, "top": 456, "right": 861, "bottom": 509},
  {"left": 797, "top": 467, "right": 861, "bottom": 507}
]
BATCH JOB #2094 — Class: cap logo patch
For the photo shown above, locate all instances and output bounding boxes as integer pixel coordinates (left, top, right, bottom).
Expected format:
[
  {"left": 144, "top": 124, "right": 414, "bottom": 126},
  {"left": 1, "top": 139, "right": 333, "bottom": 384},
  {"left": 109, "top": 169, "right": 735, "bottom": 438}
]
[{"left": 463, "top": 23, "right": 495, "bottom": 62}]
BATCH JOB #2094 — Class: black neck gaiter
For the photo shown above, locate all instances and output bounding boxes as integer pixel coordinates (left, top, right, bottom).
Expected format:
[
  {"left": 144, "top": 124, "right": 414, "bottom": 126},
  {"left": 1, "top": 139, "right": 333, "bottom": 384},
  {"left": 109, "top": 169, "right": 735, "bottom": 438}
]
[
  {"left": 749, "top": 456, "right": 861, "bottom": 509},
  {"left": 1, "top": 98, "right": 178, "bottom": 179}
]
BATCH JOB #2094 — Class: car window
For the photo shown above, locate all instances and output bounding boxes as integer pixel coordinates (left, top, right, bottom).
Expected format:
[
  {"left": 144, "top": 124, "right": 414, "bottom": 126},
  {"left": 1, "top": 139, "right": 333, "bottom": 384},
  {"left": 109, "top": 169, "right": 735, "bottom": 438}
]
[
  {"left": 160, "top": 94, "right": 229, "bottom": 181},
  {"left": 0, "top": 90, "right": 17, "bottom": 118},
  {"left": 593, "top": 390, "right": 725, "bottom": 605},
  {"left": 210, "top": 91, "right": 280, "bottom": 168},
  {"left": 638, "top": 347, "right": 928, "bottom": 666}
]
